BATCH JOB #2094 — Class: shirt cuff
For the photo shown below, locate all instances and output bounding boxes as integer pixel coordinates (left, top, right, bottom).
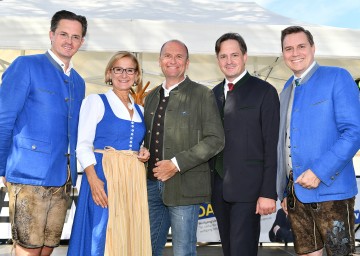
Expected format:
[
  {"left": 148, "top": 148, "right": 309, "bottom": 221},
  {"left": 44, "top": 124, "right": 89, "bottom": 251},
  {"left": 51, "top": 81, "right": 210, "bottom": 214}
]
[
  {"left": 171, "top": 157, "right": 181, "bottom": 172},
  {"left": 76, "top": 151, "right": 97, "bottom": 172}
]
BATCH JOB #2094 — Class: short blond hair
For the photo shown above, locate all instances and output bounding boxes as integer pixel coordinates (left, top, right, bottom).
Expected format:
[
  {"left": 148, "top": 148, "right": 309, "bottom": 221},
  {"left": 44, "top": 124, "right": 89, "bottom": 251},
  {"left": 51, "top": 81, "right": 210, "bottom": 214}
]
[{"left": 104, "top": 51, "right": 142, "bottom": 86}]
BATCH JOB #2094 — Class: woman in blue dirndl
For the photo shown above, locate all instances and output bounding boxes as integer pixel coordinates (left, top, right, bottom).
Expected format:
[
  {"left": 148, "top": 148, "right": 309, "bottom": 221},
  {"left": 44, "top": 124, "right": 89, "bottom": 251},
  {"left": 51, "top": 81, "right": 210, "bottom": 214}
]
[{"left": 67, "top": 52, "right": 151, "bottom": 256}]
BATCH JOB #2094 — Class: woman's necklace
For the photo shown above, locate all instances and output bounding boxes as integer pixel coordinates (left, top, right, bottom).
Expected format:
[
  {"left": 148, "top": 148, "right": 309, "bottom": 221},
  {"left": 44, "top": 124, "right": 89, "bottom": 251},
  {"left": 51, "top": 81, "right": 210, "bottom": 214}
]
[
  {"left": 120, "top": 97, "right": 133, "bottom": 110},
  {"left": 126, "top": 101, "right": 133, "bottom": 110}
]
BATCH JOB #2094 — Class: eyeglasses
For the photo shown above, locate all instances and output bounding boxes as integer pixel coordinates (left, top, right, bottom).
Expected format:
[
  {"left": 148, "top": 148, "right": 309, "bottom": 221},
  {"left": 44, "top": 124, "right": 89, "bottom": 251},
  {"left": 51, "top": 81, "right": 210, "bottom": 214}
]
[
  {"left": 56, "top": 32, "right": 82, "bottom": 43},
  {"left": 112, "top": 67, "right": 136, "bottom": 75}
]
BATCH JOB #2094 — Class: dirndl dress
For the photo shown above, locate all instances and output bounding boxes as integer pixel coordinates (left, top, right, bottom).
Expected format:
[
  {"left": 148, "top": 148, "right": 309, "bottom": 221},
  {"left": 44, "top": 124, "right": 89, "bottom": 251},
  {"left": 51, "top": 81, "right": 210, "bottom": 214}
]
[{"left": 67, "top": 94, "right": 151, "bottom": 256}]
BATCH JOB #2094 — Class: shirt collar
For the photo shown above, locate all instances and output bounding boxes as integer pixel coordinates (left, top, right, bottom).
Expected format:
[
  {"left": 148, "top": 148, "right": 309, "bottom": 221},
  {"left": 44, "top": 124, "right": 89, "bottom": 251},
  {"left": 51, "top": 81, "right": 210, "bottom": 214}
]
[
  {"left": 225, "top": 70, "right": 247, "bottom": 91},
  {"left": 47, "top": 49, "right": 73, "bottom": 76},
  {"left": 108, "top": 89, "right": 135, "bottom": 105},
  {"left": 161, "top": 76, "right": 187, "bottom": 97},
  {"left": 293, "top": 61, "right": 316, "bottom": 81}
]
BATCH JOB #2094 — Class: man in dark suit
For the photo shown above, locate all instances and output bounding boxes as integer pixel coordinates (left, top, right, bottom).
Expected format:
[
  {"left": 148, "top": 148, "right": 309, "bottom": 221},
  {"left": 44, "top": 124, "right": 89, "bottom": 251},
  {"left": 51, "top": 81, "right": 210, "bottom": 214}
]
[{"left": 211, "top": 32, "right": 280, "bottom": 256}]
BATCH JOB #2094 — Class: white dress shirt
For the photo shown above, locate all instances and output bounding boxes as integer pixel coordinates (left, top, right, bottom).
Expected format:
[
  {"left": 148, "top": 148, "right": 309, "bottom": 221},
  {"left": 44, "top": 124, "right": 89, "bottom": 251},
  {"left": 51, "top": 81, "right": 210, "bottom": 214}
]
[
  {"left": 223, "top": 70, "right": 247, "bottom": 99},
  {"left": 76, "top": 89, "right": 143, "bottom": 170},
  {"left": 47, "top": 49, "right": 73, "bottom": 76}
]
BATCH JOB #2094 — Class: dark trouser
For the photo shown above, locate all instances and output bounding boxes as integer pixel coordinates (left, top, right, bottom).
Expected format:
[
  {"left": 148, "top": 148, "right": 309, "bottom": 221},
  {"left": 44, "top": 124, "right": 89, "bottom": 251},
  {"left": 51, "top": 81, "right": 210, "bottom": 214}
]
[{"left": 211, "top": 172, "right": 260, "bottom": 256}]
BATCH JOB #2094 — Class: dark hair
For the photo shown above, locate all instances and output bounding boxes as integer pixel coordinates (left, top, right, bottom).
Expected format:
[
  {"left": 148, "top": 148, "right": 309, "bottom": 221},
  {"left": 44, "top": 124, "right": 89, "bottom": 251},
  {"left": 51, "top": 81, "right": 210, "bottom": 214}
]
[
  {"left": 281, "top": 26, "right": 314, "bottom": 50},
  {"left": 160, "top": 40, "right": 189, "bottom": 59},
  {"left": 51, "top": 10, "right": 88, "bottom": 37},
  {"left": 215, "top": 33, "right": 247, "bottom": 56}
]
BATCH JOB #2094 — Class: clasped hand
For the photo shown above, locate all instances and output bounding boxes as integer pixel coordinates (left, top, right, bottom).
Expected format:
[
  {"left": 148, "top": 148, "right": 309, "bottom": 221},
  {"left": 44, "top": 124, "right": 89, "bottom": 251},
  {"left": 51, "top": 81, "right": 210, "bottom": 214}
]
[
  {"left": 153, "top": 160, "right": 178, "bottom": 182},
  {"left": 137, "top": 147, "right": 150, "bottom": 162},
  {"left": 295, "top": 169, "right": 320, "bottom": 189}
]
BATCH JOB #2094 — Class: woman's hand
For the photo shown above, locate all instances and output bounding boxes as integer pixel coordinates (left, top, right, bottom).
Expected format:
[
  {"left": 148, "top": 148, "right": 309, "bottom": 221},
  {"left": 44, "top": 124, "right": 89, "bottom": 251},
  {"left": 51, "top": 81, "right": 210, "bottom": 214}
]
[
  {"left": 137, "top": 147, "right": 150, "bottom": 163},
  {"left": 85, "top": 165, "right": 108, "bottom": 208}
]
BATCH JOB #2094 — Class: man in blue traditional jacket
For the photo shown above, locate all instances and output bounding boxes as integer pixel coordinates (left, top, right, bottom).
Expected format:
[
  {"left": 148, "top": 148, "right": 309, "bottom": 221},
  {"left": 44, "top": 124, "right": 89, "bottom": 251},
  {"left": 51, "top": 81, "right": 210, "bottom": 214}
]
[
  {"left": 0, "top": 10, "right": 87, "bottom": 256},
  {"left": 277, "top": 26, "right": 360, "bottom": 256}
]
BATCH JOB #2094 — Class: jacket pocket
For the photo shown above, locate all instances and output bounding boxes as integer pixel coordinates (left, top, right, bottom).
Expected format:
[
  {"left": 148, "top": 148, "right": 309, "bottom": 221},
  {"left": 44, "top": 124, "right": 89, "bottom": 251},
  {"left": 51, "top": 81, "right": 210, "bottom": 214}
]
[
  {"left": 17, "top": 137, "right": 51, "bottom": 154},
  {"left": 237, "top": 105, "right": 256, "bottom": 110},
  {"left": 311, "top": 99, "right": 328, "bottom": 106},
  {"left": 245, "top": 159, "right": 264, "bottom": 165},
  {"left": 11, "top": 137, "right": 52, "bottom": 181}
]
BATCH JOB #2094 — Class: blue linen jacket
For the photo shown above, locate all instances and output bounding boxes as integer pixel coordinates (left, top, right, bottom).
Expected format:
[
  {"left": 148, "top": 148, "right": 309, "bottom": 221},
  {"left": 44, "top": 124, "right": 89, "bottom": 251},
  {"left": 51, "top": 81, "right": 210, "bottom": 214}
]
[
  {"left": 0, "top": 53, "right": 85, "bottom": 186},
  {"left": 277, "top": 65, "right": 360, "bottom": 203}
]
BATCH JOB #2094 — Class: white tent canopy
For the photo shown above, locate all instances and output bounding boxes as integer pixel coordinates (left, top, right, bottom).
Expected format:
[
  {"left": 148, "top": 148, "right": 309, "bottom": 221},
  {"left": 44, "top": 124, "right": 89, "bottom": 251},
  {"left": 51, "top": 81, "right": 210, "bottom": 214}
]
[{"left": 1, "top": 0, "right": 360, "bottom": 91}]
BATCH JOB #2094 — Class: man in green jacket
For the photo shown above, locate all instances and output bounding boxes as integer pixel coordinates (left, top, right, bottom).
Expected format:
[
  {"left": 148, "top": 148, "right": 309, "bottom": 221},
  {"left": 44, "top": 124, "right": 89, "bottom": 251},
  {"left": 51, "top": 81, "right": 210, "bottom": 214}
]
[{"left": 144, "top": 39, "right": 225, "bottom": 256}]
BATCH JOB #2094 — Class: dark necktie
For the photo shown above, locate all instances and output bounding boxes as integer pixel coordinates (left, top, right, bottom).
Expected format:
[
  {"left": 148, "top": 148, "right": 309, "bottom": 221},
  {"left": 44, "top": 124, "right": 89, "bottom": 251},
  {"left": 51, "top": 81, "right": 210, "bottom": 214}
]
[
  {"left": 294, "top": 78, "right": 301, "bottom": 87},
  {"left": 228, "top": 83, "right": 234, "bottom": 91}
]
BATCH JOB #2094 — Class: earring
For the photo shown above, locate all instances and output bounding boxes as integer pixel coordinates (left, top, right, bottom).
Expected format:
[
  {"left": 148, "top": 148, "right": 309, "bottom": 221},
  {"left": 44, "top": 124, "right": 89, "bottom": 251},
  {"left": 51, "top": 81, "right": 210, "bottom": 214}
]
[
  {"left": 133, "top": 82, "right": 137, "bottom": 86},
  {"left": 109, "top": 79, "right": 113, "bottom": 85}
]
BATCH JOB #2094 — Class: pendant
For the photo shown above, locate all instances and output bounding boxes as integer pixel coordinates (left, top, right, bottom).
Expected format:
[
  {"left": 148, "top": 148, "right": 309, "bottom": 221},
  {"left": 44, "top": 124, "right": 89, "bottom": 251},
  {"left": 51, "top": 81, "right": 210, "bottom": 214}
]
[{"left": 127, "top": 102, "right": 133, "bottom": 110}]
